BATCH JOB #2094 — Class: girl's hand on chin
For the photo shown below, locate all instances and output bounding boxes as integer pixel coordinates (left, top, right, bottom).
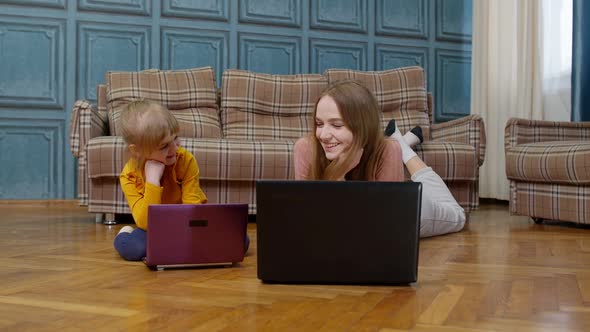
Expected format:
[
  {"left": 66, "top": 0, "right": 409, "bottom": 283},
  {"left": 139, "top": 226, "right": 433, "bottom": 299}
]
[{"left": 145, "top": 159, "right": 165, "bottom": 186}]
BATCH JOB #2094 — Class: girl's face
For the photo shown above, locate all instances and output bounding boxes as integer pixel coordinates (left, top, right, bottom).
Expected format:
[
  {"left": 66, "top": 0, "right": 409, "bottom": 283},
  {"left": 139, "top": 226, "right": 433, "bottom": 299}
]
[
  {"left": 315, "top": 95, "right": 354, "bottom": 161},
  {"left": 146, "top": 134, "right": 180, "bottom": 166}
]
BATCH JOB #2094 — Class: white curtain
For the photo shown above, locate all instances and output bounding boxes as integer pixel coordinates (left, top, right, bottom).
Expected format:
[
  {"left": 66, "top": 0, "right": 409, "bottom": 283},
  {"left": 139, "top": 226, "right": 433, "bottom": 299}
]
[{"left": 470, "top": 0, "right": 572, "bottom": 200}]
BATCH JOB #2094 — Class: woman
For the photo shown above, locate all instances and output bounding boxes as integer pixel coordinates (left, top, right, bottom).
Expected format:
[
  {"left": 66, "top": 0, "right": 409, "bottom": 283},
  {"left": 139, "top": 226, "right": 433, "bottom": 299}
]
[{"left": 294, "top": 80, "right": 466, "bottom": 238}]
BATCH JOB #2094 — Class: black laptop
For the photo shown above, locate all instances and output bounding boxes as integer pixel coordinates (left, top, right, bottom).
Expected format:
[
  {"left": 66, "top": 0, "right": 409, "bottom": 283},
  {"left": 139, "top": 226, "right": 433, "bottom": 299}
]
[{"left": 256, "top": 180, "right": 422, "bottom": 284}]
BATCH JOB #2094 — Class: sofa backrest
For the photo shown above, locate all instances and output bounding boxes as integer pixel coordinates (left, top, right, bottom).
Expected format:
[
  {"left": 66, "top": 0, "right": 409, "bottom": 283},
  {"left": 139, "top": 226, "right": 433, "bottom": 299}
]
[
  {"left": 220, "top": 69, "right": 328, "bottom": 140},
  {"left": 105, "top": 67, "right": 221, "bottom": 138},
  {"left": 325, "top": 66, "right": 430, "bottom": 140},
  {"left": 95, "top": 66, "right": 433, "bottom": 141}
]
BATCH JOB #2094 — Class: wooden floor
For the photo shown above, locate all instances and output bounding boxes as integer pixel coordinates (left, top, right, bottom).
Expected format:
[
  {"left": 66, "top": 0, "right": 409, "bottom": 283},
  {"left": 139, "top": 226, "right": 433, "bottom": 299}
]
[{"left": 1, "top": 201, "right": 590, "bottom": 332}]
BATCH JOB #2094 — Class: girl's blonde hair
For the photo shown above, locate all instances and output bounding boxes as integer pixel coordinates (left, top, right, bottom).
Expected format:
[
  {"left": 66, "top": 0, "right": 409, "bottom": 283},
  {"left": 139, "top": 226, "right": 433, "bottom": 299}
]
[
  {"left": 120, "top": 99, "right": 179, "bottom": 169},
  {"left": 309, "top": 80, "right": 387, "bottom": 180}
]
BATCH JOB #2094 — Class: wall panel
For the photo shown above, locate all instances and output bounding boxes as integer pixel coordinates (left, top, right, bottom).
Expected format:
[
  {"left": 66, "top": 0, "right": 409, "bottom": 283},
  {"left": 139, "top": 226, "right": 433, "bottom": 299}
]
[
  {"left": 0, "top": 119, "right": 64, "bottom": 199},
  {"left": 311, "top": 0, "right": 366, "bottom": 33},
  {"left": 0, "top": 0, "right": 471, "bottom": 199},
  {"left": 161, "top": 0, "right": 228, "bottom": 21},
  {"left": 77, "top": 22, "right": 150, "bottom": 100},
  {"left": 240, "top": 0, "right": 301, "bottom": 27},
  {"left": 310, "top": 38, "right": 367, "bottom": 73},
  {"left": 375, "top": 44, "right": 428, "bottom": 74},
  {"left": 77, "top": 0, "right": 151, "bottom": 16},
  {"left": 161, "top": 27, "right": 228, "bottom": 83},
  {"left": 239, "top": 33, "right": 301, "bottom": 74},
  {"left": 376, "top": 0, "right": 428, "bottom": 39},
  {"left": 0, "top": 16, "right": 65, "bottom": 108},
  {"left": 436, "top": 0, "right": 472, "bottom": 42},
  {"left": 436, "top": 49, "right": 472, "bottom": 122}
]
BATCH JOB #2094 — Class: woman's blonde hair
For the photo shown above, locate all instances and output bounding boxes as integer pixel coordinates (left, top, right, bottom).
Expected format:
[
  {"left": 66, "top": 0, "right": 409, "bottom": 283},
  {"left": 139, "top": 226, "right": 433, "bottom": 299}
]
[
  {"left": 309, "top": 80, "right": 387, "bottom": 180},
  {"left": 120, "top": 99, "right": 179, "bottom": 169}
]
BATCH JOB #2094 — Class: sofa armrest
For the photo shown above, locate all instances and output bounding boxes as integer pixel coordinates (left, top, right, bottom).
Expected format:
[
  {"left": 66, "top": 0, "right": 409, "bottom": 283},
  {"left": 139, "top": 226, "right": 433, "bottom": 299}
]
[
  {"left": 430, "top": 114, "right": 486, "bottom": 166},
  {"left": 69, "top": 100, "right": 109, "bottom": 158},
  {"left": 505, "top": 118, "right": 590, "bottom": 150}
]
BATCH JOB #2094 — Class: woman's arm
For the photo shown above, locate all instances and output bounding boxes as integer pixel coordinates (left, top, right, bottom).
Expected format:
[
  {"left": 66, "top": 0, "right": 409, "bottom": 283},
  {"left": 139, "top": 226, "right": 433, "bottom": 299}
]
[
  {"left": 375, "top": 139, "right": 405, "bottom": 181},
  {"left": 293, "top": 137, "right": 313, "bottom": 180}
]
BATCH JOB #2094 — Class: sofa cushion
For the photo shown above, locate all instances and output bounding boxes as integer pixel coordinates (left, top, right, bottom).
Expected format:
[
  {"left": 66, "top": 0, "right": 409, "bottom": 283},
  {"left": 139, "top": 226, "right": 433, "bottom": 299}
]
[
  {"left": 87, "top": 137, "right": 295, "bottom": 181},
  {"left": 221, "top": 69, "right": 328, "bottom": 140},
  {"left": 325, "top": 66, "right": 430, "bottom": 139},
  {"left": 506, "top": 141, "right": 590, "bottom": 185},
  {"left": 181, "top": 139, "right": 294, "bottom": 180},
  {"left": 106, "top": 67, "right": 220, "bottom": 138},
  {"left": 86, "top": 137, "right": 475, "bottom": 183}
]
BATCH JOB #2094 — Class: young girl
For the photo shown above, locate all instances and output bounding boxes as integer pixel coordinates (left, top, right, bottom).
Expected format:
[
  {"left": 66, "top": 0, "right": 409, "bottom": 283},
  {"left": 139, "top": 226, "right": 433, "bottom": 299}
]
[
  {"left": 113, "top": 99, "right": 208, "bottom": 261},
  {"left": 294, "top": 80, "right": 466, "bottom": 238}
]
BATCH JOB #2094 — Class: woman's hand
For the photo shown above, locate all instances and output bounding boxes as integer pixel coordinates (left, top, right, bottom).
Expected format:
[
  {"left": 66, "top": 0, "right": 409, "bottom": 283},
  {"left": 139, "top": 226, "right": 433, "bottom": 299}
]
[{"left": 145, "top": 160, "right": 165, "bottom": 186}]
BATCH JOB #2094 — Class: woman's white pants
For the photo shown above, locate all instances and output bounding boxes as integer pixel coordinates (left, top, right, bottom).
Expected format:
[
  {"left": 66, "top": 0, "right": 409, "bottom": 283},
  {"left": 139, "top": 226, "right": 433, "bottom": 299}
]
[{"left": 412, "top": 167, "right": 466, "bottom": 238}]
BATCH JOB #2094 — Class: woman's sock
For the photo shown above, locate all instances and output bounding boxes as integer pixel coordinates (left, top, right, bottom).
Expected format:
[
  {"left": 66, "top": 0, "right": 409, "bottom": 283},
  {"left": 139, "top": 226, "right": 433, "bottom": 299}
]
[
  {"left": 395, "top": 135, "right": 418, "bottom": 164},
  {"left": 384, "top": 119, "right": 418, "bottom": 163},
  {"left": 384, "top": 119, "right": 423, "bottom": 147},
  {"left": 404, "top": 126, "right": 423, "bottom": 147}
]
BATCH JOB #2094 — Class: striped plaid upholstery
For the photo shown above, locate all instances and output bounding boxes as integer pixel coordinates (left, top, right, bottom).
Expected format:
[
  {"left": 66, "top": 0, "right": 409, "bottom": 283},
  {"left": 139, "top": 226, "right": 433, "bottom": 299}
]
[
  {"left": 86, "top": 137, "right": 295, "bottom": 214},
  {"left": 415, "top": 142, "right": 477, "bottom": 181},
  {"left": 97, "top": 84, "right": 107, "bottom": 112},
  {"left": 505, "top": 118, "right": 590, "bottom": 224},
  {"left": 68, "top": 99, "right": 108, "bottom": 206},
  {"left": 510, "top": 182, "right": 589, "bottom": 224},
  {"left": 506, "top": 141, "right": 590, "bottom": 185},
  {"left": 70, "top": 66, "right": 487, "bottom": 216},
  {"left": 505, "top": 118, "right": 590, "bottom": 147},
  {"left": 87, "top": 139, "right": 478, "bottom": 182},
  {"left": 325, "top": 66, "right": 431, "bottom": 139},
  {"left": 106, "top": 67, "right": 221, "bottom": 138},
  {"left": 431, "top": 114, "right": 486, "bottom": 166},
  {"left": 69, "top": 100, "right": 108, "bottom": 158},
  {"left": 220, "top": 69, "right": 328, "bottom": 140},
  {"left": 87, "top": 137, "right": 295, "bottom": 180}
]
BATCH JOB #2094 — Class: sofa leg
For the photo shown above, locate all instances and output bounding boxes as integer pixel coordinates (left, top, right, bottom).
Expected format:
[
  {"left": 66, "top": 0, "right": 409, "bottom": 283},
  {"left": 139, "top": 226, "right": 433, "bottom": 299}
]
[
  {"left": 104, "top": 213, "right": 116, "bottom": 225},
  {"left": 532, "top": 217, "right": 544, "bottom": 224}
]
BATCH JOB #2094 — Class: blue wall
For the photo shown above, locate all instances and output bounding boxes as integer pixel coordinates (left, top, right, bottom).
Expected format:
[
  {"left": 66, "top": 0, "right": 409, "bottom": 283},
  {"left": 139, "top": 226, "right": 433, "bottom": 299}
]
[{"left": 0, "top": 0, "right": 472, "bottom": 199}]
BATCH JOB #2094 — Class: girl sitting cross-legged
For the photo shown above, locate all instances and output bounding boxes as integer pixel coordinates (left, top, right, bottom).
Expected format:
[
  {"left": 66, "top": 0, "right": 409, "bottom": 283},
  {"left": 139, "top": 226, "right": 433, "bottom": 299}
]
[{"left": 113, "top": 99, "right": 249, "bottom": 261}]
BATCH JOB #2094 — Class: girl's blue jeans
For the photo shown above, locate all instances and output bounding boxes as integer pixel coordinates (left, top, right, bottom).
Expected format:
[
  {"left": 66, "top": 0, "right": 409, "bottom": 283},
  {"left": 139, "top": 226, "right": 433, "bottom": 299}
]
[{"left": 113, "top": 228, "right": 250, "bottom": 261}]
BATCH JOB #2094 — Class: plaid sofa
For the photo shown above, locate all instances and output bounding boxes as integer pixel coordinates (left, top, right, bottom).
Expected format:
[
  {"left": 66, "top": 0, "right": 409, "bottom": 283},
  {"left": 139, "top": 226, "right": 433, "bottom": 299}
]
[
  {"left": 505, "top": 118, "right": 590, "bottom": 224},
  {"left": 69, "top": 66, "right": 486, "bottom": 222}
]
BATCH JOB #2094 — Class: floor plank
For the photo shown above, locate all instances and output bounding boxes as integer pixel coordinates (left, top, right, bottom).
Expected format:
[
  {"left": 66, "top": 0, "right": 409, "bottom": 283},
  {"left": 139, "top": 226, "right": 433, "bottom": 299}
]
[{"left": 1, "top": 200, "right": 590, "bottom": 331}]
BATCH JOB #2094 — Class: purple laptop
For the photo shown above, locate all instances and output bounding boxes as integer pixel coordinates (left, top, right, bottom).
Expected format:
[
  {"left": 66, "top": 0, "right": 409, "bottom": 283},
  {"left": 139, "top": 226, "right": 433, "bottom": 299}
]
[{"left": 144, "top": 204, "right": 248, "bottom": 270}]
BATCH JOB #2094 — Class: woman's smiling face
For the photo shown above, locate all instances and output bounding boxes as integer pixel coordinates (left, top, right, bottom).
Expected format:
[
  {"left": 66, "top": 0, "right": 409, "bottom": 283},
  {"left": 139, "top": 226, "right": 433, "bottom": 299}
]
[{"left": 315, "top": 95, "right": 354, "bottom": 161}]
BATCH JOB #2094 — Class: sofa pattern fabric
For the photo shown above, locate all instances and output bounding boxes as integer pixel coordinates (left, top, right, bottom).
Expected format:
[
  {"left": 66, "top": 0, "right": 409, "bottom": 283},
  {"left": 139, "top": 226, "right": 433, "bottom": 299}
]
[
  {"left": 70, "top": 66, "right": 486, "bottom": 217},
  {"left": 69, "top": 99, "right": 108, "bottom": 206},
  {"left": 86, "top": 137, "right": 294, "bottom": 181},
  {"left": 221, "top": 69, "right": 328, "bottom": 140},
  {"left": 506, "top": 141, "right": 590, "bottom": 184},
  {"left": 325, "top": 67, "right": 431, "bottom": 140},
  {"left": 505, "top": 118, "right": 590, "bottom": 224},
  {"left": 107, "top": 68, "right": 220, "bottom": 138}
]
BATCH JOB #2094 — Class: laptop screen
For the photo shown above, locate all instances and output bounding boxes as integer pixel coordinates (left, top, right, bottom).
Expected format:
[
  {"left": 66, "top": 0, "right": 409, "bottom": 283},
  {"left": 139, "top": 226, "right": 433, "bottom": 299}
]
[{"left": 256, "top": 180, "right": 421, "bottom": 284}]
